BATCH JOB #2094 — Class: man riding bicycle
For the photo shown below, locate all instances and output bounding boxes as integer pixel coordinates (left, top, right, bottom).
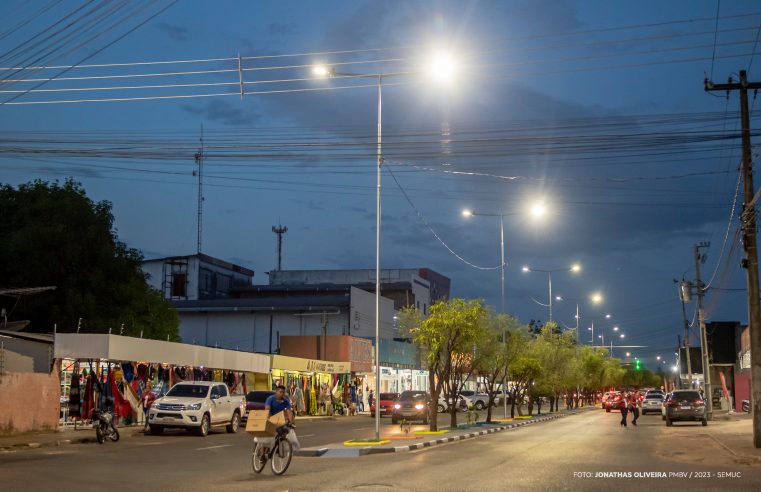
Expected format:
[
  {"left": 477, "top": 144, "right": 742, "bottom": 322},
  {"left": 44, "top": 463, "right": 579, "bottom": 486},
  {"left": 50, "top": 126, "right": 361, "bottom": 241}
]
[{"left": 265, "top": 384, "right": 295, "bottom": 425}]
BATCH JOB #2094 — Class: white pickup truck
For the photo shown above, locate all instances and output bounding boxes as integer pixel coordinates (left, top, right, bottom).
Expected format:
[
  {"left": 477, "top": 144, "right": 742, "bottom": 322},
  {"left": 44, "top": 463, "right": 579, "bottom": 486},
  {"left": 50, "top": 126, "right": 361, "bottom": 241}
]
[{"left": 148, "top": 381, "right": 246, "bottom": 437}]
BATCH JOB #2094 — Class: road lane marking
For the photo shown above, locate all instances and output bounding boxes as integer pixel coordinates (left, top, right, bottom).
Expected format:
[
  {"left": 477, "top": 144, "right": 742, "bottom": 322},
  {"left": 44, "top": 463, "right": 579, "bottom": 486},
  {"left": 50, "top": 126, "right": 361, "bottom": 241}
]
[{"left": 195, "top": 444, "right": 233, "bottom": 451}]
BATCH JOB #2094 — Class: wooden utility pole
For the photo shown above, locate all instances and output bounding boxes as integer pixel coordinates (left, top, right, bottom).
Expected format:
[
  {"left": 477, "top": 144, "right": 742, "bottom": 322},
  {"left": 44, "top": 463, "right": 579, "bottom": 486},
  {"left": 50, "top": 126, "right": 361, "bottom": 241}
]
[{"left": 705, "top": 70, "right": 761, "bottom": 447}]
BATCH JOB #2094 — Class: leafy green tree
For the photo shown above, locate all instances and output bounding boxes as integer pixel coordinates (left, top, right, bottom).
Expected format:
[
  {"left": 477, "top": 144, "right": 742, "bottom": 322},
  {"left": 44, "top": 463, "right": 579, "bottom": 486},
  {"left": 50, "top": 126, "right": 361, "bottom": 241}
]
[
  {"left": 401, "top": 298, "right": 487, "bottom": 430},
  {"left": 0, "top": 179, "right": 179, "bottom": 340}
]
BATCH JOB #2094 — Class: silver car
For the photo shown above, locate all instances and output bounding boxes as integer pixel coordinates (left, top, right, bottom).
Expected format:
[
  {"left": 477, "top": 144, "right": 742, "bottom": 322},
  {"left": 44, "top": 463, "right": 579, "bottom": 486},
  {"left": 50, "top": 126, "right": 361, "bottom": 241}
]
[{"left": 641, "top": 394, "right": 664, "bottom": 414}]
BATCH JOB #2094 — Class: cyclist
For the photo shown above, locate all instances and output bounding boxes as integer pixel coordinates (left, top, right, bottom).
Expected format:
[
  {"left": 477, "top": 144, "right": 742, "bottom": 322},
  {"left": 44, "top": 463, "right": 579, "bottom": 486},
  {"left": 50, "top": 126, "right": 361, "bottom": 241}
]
[{"left": 265, "top": 384, "right": 295, "bottom": 425}]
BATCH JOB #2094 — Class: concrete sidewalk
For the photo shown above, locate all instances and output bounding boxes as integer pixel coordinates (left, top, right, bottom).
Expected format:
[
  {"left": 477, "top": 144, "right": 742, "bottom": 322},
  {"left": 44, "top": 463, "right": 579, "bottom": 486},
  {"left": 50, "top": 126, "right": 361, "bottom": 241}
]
[
  {"left": 296, "top": 408, "right": 590, "bottom": 457},
  {"left": 0, "top": 424, "right": 146, "bottom": 452},
  {"left": 702, "top": 413, "right": 761, "bottom": 464}
]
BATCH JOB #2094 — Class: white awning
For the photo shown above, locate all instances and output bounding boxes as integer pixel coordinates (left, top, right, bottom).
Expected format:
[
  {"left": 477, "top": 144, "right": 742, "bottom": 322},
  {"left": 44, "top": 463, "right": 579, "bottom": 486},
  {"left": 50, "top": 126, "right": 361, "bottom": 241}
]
[{"left": 54, "top": 333, "right": 270, "bottom": 374}]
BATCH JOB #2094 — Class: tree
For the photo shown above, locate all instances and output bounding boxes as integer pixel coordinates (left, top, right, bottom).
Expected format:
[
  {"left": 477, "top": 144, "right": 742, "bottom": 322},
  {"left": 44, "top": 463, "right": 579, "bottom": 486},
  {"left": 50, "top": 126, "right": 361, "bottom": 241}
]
[
  {"left": 0, "top": 179, "right": 179, "bottom": 340},
  {"left": 532, "top": 322, "right": 576, "bottom": 412},
  {"left": 401, "top": 298, "right": 487, "bottom": 430},
  {"left": 475, "top": 312, "right": 524, "bottom": 422}
]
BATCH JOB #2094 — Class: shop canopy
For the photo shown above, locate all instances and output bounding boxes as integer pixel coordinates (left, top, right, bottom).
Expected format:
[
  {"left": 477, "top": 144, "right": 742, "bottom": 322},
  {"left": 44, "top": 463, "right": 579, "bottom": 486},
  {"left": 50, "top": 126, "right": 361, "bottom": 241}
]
[{"left": 54, "top": 333, "right": 270, "bottom": 374}]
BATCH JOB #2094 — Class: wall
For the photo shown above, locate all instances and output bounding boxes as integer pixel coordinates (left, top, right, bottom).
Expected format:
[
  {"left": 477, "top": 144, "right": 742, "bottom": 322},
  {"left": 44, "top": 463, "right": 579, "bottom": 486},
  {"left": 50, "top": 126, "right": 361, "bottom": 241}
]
[
  {"left": 279, "top": 335, "right": 373, "bottom": 372},
  {"left": 178, "top": 310, "right": 349, "bottom": 353},
  {"left": 349, "top": 287, "right": 396, "bottom": 339},
  {"left": 0, "top": 336, "right": 51, "bottom": 373},
  {"left": 734, "top": 371, "right": 751, "bottom": 412},
  {"left": 0, "top": 365, "right": 60, "bottom": 435}
]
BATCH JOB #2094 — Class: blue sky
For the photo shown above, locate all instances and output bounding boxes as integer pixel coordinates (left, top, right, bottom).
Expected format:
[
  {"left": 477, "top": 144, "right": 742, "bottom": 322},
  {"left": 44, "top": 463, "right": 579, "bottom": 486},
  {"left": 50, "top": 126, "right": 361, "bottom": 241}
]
[{"left": 1, "top": 0, "right": 760, "bottom": 370}]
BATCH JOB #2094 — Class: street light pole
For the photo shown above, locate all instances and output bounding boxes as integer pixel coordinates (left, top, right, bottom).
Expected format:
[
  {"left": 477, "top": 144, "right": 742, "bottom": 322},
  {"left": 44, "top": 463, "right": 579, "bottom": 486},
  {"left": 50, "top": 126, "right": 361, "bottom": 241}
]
[
  {"left": 500, "top": 214, "right": 505, "bottom": 314},
  {"left": 374, "top": 74, "right": 382, "bottom": 442},
  {"left": 548, "top": 272, "right": 553, "bottom": 321}
]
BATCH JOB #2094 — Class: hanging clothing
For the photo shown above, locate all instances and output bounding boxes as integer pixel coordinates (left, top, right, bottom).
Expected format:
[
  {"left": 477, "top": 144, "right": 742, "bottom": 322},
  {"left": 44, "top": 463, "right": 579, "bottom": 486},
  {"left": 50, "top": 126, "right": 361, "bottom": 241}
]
[
  {"left": 68, "top": 368, "right": 81, "bottom": 418},
  {"left": 81, "top": 374, "right": 94, "bottom": 419}
]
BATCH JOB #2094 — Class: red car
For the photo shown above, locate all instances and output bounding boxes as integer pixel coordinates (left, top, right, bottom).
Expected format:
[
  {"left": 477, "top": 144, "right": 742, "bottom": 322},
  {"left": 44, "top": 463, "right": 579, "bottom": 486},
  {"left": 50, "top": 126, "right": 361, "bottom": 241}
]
[
  {"left": 244, "top": 390, "right": 274, "bottom": 419},
  {"left": 603, "top": 392, "right": 626, "bottom": 412},
  {"left": 370, "top": 392, "right": 399, "bottom": 418}
]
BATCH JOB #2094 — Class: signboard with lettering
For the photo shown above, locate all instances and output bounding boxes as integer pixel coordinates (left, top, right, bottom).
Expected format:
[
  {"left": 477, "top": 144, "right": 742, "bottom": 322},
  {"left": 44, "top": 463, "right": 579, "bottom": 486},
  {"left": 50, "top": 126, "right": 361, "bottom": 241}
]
[{"left": 272, "top": 355, "right": 351, "bottom": 374}]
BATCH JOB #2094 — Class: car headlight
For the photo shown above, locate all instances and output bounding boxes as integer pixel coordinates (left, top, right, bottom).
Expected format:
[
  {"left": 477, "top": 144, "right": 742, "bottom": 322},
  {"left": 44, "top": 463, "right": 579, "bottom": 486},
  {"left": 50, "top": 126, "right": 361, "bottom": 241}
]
[
  {"left": 415, "top": 404, "right": 425, "bottom": 410},
  {"left": 186, "top": 403, "right": 202, "bottom": 411},
  {"left": 394, "top": 404, "right": 401, "bottom": 409}
]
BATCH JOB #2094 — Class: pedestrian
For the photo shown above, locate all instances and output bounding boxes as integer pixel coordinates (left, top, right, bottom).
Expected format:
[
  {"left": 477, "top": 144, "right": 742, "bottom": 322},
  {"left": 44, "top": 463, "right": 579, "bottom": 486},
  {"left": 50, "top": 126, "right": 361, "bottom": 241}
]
[
  {"left": 619, "top": 393, "right": 629, "bottom": 428},
  {"left": 368, "top": 389, "right": 374, "bottom": 411},
  {"left": 629, "top": 392, "right": 640, "bottom": 426},
  {"left": 537, "top": 397, "right": 542, "bottom": 415},
  {"left": 292, "top": 383, "right": 306, "bottom": 416},
  {"left": 357, "top": 387, "right": 364, "bottom": 412}
]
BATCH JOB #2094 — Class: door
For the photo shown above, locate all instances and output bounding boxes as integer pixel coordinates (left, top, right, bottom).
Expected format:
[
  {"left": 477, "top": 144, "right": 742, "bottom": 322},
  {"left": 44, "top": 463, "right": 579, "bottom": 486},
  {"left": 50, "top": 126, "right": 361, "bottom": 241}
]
[{"left": 209, "top": 385, "right": 223, "bottom": 423}]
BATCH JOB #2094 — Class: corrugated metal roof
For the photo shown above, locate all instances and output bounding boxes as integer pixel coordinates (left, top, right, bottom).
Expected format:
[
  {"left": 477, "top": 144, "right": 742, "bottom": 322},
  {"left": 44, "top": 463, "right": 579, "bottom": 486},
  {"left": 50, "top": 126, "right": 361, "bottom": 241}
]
[{"left": 173, "top": 295, "right": 351, "bottom": 312}]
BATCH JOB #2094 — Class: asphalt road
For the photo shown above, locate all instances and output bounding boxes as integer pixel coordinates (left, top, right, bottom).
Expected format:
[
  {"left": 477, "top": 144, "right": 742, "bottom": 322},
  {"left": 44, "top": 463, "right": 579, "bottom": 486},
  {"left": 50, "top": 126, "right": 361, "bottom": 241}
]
[{"left": 2, "top": 409, "right": 759, "bottom": 491}]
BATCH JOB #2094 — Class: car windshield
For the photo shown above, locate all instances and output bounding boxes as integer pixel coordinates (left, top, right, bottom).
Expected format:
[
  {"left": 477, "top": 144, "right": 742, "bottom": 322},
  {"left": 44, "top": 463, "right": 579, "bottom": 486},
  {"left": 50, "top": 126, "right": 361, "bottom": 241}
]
[
  {"left": 672, "top": 391, "right": 701, "bottom": 401},
  {"left": 380, "top": 393, "right": 398, "bottom": 400},
  {"left": 460, "top": 391, "right": 474, "bottom": 396},
  {"left": 646, "top": 396, "right": 664, "bottom": 401},
  {"left": 246, "top": 391, "right": 273, "bottom": 403},
  {"left": 166, "top": 384, "right": 209, "bottom": 398},
  {"left": 399, "top": 391, "right": 426, "bottom": 400}
]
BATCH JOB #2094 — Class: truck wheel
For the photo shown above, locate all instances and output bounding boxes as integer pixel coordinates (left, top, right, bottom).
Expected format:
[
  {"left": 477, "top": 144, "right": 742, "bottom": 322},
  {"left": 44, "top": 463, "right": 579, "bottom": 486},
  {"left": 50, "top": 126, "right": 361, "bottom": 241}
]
[
  {"left": 475, "top": 401, "right": 485, "bottom": 410},
  {"left": 149, "top": 425, "right": 164, "bottom": 435},
  {"left": 226, "top": 411, "right": 240, "bottom": 433},
  {"left": 197, "top": 414, "right": 210, "bottom": 436}
]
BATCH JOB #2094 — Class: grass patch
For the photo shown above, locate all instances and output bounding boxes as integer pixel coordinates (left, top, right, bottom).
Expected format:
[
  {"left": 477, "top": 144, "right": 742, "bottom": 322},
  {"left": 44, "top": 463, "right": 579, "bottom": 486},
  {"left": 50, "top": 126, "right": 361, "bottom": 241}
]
[
  {"left": 343, "top": 439, "right": 390, "bottom": 446},
  {"left": 414, "top": 429, "right": 450, "bottom": 435}
]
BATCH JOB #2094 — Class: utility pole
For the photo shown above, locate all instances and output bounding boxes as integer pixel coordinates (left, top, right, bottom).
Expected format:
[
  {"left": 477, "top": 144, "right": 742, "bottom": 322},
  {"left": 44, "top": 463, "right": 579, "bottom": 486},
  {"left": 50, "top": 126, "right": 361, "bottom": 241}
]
[
  {"left": 705, "top": 70, "right": 761, "bottom": 446},
  {"left": 675, "top": 278, "right": 693, "bottom": 389},
  {"left": 194, "top": 125, "right": 206, "bottom": 254},
  {"left": 694, "top": 242, "right": 712, "bottom": 420},
  {"left": 272, "top": 224, "right": 288, "bottom": 271}
]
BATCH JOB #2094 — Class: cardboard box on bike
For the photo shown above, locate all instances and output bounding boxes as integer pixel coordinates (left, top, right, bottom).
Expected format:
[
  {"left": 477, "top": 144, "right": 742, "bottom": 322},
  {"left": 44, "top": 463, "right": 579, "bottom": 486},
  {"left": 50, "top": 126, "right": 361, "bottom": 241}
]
[{"left": 246, "top": 410, "right": 286, "bottom": 437}]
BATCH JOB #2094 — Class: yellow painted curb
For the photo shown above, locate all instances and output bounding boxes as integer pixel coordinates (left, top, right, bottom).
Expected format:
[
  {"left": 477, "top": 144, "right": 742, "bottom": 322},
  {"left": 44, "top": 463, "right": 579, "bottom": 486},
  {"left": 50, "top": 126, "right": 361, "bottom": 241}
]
[
  {"left": 493, "top": 419, "right": 513, "bottom": 423},
  {"left": 415, "top": 430, "right": 450, "bottom": 435},
  {"left": 343, "top": 439, "right": 390, "bottom": 446},
  {"left": 514, "top": 416, "right": 533, "bottom": 420}
]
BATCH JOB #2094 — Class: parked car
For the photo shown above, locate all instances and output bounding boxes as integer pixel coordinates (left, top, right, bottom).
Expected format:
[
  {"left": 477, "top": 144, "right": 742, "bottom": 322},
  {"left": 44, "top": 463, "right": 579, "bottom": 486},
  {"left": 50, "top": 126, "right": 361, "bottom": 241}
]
[
  {"left": 641, "top": 394, "right": 665, "bottom": 414},
  {"left": 437, "top": 394, "right": 470, "bottom": 413},
  {"left": 392, "top": 390, "right": 430, "bottom": 424},
  {"left": 148, "top": 381, "right": 246, "bottom": 437},
  {"left": 459, "top": 390, "right": 492, "bottom": 410},
  {"left": 370, "top": 392, "right": 399, "bottom": 418},
  {"left": 602, "top": 392, "right": 625, "bottom": 412},
  {"left": 664, "top": 390, "right": 707, "bottom": 426},
  {"left": 243, "top": 390, "right": 275, "bottom": 419}
]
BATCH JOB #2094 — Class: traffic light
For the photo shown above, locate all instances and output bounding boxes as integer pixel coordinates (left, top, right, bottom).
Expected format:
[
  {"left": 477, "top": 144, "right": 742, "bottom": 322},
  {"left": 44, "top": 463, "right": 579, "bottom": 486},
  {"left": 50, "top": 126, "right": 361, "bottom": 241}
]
[{"left": 635, "top": 358, "right": 641, "bottom": 371}]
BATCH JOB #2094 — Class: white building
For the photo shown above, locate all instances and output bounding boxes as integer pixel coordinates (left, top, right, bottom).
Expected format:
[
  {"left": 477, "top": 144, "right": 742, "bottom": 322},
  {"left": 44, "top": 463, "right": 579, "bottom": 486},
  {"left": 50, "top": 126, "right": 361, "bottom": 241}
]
[{"left": 143, "top": 253, "right": 254, "bottom": 301}]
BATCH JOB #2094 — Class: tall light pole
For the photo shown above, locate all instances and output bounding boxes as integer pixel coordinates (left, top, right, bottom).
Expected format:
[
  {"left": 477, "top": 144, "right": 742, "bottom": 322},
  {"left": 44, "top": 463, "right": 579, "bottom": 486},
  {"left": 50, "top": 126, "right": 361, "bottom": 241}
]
[
  {"left": 556, "top": 292, "right": 600, "bottom": 345},
  {"left": 462, "top": 210, "right": 510, "bottom": 314},
  {"left": 313, "top": 54, "right": 455, "bottom": 441},
  {"left": 523, "top": 264, "right": 581, "bottom": 321}
]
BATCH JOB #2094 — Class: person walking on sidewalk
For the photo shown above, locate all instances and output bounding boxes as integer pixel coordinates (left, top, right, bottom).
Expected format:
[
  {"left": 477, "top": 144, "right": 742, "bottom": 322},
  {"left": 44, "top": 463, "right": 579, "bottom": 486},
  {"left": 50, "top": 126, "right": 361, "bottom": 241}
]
[{"left": 619, "top": 393, "right": 629, "bottom": 428}]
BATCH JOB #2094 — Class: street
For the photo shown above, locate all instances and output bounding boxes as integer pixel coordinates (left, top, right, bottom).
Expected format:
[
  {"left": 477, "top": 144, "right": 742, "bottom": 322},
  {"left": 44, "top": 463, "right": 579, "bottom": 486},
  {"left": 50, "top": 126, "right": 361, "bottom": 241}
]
[{"left": 2, "top": 410, "right": 759, "bottom": 491}]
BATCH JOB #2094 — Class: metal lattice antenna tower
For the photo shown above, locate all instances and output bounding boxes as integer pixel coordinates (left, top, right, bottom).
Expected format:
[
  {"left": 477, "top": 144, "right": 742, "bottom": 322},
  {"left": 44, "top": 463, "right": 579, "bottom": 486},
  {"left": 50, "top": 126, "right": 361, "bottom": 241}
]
[
  {"left": 272, "top": 224, "right": 288, "bottom": 271},
  {"left": 193, "top": 124, "right": 206, "bottom": 254}
]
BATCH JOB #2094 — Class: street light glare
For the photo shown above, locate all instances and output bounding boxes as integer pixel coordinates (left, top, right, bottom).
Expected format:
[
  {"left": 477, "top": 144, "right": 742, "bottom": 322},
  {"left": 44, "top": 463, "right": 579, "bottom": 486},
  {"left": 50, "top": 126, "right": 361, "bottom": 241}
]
[
  {"left": 522, "top": 266, "right": 530, "bottom": 272},
  {"left": 571, "top": 263, "right": 581, "bottom": 273},
  {"left": 555, "top": 296, "right": 563, "bottom": 301},
  {"left": 312, "top": 65, "right": 330, "bottom": 77},
  {"left": 605, "top": 314, "right": 611, "bottom": 319},
  {"left": 529, "top": 202, "right": 547, "bottom": 219},
  {"left": 620, "top": 334, "right": 625, "bottom": 339},
  {"left": 590, "top": 293, "right": 603, "bottom": 304},
  {"left": 613, "top": 326, "right": 619, "bottom": 331},
  {"left": 626, "top": 352, "right": 631, "bottom": 357},
  {"left": 462, "top": 209, "right": 473, "bottom": 217},
  {"left": 427, "top": 51, "right": 456, "bottom": 83}
]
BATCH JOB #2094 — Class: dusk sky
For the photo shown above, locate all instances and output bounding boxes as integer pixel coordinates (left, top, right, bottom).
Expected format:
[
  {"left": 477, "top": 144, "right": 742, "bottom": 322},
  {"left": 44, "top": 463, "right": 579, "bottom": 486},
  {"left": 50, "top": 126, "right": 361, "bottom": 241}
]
[{"left": 2, "top": 0, "right": 760, "bottom": 370}]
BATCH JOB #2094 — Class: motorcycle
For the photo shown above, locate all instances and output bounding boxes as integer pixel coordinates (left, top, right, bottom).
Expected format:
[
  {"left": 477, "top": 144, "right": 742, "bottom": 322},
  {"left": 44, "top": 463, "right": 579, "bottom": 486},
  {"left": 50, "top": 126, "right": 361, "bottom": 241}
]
[{"left": 92, "top": 409, "right": 120, "bottom": 444}]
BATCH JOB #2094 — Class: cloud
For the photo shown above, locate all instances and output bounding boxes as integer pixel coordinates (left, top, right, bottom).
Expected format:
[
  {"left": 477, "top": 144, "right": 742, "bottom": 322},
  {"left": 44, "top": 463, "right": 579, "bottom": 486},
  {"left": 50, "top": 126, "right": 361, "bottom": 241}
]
[
  {"left": 181, "top": 99, "right": 260, "bottom": 126},
  {"left": 156, "top": 22, "right": 189, "bottom": 42},
  {"left": 269, "top": 22, "right": 297, "bottom": 36}
]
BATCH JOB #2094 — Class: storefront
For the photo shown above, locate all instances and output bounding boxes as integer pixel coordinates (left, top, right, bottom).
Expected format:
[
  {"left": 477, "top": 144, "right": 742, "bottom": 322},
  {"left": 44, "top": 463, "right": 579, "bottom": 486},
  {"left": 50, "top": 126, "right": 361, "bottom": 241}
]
[
  {"left": 270, "top": 355, "right": 352, "bottom": 416},
  {"left": 358, "top": 339, "right": 428, "bottom": 409},
  {"left": 55, "top": 333, "right": 270, "bottom": 426}
]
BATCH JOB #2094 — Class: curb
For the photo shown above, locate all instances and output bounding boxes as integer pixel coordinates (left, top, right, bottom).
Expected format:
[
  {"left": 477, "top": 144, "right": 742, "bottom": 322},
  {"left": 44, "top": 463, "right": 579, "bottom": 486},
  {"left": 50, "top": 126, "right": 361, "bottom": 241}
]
[
  {"left": 295, "top": 411, "right": 576, "bottom": 458},
  {"left": 0, "top": 427, "right": 146, "bottom": 454}
]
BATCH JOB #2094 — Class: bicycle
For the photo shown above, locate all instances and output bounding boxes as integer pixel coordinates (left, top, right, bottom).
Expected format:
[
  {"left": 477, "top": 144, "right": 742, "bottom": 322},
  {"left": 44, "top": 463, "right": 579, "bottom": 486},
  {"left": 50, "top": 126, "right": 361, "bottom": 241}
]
[{"left": 251, "top": 423, "right": 294, "bottom": 476}]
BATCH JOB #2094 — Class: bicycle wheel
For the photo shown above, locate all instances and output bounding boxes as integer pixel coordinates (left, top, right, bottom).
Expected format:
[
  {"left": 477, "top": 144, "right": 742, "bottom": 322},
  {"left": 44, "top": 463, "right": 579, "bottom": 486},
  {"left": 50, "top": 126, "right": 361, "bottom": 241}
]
[
  {"left": 251, "top": 444, "right": 267, "bottom": 474},
  {"left": 270, "top": 439, "right": 293, "bottom": 476}
]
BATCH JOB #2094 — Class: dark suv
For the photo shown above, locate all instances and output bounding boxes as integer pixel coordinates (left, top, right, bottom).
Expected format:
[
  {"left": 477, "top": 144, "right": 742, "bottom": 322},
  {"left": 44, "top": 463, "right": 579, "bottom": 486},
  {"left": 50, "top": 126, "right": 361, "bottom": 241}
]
[
  {"left": 664, "top": 390, "right": 707, "bottom": 426},
  {"left": 391, "top": 390, "right": 430, "bottom": 424}
]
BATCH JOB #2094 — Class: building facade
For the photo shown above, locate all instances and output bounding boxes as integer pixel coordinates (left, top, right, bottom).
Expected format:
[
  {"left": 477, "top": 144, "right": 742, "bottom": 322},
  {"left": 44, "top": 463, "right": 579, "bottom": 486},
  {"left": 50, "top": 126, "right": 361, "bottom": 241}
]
[{"left": 143, "top": 253, "right": 254, "bottom": 301}]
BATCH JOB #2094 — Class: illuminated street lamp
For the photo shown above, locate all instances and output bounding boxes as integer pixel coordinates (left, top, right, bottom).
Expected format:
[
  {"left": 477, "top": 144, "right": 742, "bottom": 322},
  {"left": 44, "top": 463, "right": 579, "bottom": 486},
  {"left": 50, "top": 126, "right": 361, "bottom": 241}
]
[{"left": 313, "top": 52, "right": 456, "bottom": 442}]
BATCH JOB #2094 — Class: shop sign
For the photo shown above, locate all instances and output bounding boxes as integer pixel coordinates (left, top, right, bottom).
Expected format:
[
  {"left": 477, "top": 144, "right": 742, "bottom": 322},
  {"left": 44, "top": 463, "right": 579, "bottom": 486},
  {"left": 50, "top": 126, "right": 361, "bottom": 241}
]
[{"left": 272, "top": 355, "right": 351, "bottom": 374}]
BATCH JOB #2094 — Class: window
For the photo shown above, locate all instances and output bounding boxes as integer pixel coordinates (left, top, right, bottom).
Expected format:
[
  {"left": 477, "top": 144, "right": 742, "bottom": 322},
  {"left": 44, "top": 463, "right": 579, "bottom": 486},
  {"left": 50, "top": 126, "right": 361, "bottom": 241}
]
[
  {"left": 210, "top": 386, "right": 220, "bottom": 399},
  {"left": 171, "top": 273, "right": 187, "bottom": 298},
  {"left": 199, "top": 268, "right": 212, "bottom": 295},
  {"left": 217, "top": 384, "right": 228, "bottom": 397},
  {"left": 423, "top": 303, "right": 427, "bottom": 315},
  {"left": 215, "top": 273, "right": 232, "bottom": 296}
]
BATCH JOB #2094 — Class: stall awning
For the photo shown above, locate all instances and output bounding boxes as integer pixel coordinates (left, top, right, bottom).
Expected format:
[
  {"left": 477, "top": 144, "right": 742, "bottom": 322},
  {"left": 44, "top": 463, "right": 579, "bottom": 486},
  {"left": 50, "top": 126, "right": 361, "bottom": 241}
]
[
  {"left": 54, "top": 333, "right": 270, "bottom": 374},
  {"left": 271, "top": 354, "right": 351, "bottom": 374}
]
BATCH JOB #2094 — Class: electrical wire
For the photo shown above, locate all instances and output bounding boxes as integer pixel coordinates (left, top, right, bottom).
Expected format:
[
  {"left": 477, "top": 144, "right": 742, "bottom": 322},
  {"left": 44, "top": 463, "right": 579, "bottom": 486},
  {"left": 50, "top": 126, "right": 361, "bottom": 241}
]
[{"left": 710, "top": 0, "right": 721, "bottom": 79}]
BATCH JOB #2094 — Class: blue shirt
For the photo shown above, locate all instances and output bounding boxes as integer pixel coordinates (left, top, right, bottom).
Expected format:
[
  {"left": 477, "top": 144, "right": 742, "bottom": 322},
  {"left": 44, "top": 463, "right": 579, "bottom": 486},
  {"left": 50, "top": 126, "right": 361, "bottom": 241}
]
[{"left": 265, "top": 394, "right": 292, "bottom": 417}]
